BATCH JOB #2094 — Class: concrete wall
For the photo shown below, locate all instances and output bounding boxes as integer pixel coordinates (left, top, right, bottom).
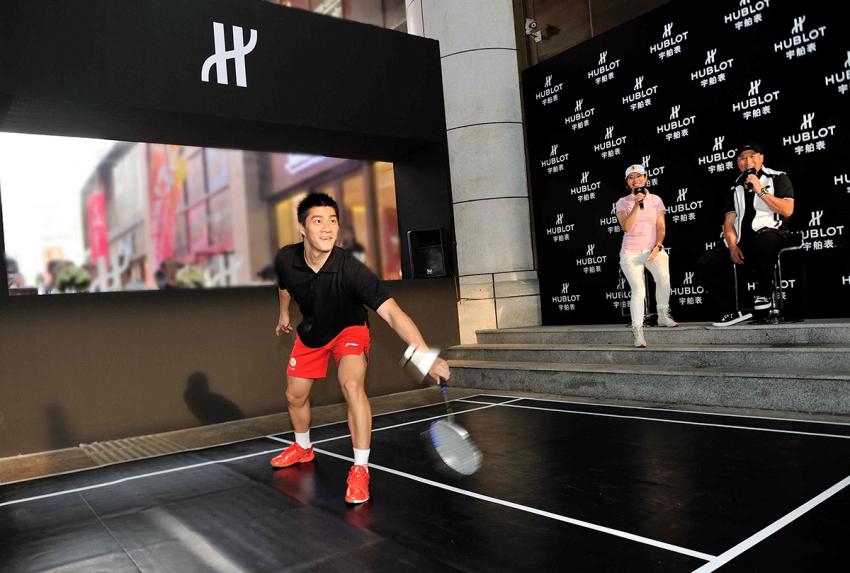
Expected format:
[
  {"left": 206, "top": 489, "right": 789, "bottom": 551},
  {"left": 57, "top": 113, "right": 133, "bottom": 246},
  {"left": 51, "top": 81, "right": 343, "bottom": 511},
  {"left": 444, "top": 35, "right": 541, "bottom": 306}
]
[{"left": 0, "top": 279, "right": 458, "bottom": 457}]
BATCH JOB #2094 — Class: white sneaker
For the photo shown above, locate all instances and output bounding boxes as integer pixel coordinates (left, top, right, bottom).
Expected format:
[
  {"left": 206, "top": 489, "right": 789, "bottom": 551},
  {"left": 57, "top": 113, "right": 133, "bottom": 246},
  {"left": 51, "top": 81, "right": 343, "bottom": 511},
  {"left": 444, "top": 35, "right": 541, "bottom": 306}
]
[
  {"left": 753, "top": 296, "right": 771, "bottom": 310},
  {"left": 632, "top": 325, "right": 647, "bottom": 348},
  {"left": 656, "top": 306, "right": 678, "bottom": 327}
]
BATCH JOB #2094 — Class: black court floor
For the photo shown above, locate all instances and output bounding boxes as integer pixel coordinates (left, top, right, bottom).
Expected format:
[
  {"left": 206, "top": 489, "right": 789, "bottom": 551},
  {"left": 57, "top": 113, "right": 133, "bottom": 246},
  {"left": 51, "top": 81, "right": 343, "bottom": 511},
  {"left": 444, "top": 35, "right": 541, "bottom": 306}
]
[{"left": 2, "top": 394, "right": 849, "bottom": 572}]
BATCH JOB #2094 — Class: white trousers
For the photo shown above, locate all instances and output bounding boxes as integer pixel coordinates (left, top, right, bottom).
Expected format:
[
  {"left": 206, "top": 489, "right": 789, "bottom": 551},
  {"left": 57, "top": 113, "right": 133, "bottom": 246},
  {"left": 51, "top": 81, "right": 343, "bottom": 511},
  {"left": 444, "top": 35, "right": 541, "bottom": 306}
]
[{"left": 619, "top": 250, "right": 672, "bottom": 327}]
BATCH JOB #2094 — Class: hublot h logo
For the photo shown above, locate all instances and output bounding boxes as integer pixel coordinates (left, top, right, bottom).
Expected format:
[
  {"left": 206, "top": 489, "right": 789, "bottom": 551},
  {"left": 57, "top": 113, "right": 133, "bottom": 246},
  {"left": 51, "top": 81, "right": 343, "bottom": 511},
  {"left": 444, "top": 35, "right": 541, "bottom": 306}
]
[
  {"left": 713, "top": 136, "right": 725, "bottom": 151},
  {"left": 202, "top": 22, "right": 258, "bottom": 88}
]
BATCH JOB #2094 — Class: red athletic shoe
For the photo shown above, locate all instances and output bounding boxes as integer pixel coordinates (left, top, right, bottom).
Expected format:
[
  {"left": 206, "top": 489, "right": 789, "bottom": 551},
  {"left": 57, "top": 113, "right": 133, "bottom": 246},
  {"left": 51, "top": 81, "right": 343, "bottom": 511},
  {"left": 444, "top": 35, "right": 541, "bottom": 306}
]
[
  {"left": 270, "top": 443, "right": 315, "bottom": 468},
  {"left": 345, "top": 464, "right": 370, "bottom": 504}
]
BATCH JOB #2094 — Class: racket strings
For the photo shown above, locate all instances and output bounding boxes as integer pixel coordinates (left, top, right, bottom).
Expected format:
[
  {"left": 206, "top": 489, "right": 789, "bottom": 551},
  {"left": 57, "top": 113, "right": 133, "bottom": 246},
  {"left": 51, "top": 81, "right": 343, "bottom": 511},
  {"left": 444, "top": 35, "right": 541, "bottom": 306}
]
[{"left": 430, "top": 421, "right": 482, "bottom": 475}]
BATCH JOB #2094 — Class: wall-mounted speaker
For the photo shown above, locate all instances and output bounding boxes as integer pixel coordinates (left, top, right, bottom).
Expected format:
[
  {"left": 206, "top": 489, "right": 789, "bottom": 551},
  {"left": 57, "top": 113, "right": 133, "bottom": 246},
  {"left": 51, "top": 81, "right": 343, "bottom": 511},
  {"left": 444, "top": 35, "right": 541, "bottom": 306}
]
[{"left": 407, "top": 228, "right": 446, "bottom": 278}]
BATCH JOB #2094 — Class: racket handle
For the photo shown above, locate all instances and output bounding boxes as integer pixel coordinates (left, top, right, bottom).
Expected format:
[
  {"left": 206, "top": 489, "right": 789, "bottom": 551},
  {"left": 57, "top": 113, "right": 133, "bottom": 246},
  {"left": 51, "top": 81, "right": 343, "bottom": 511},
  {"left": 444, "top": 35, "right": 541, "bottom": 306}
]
[{"left": 438, "top": 377, "right": 453, "bottom": 420}]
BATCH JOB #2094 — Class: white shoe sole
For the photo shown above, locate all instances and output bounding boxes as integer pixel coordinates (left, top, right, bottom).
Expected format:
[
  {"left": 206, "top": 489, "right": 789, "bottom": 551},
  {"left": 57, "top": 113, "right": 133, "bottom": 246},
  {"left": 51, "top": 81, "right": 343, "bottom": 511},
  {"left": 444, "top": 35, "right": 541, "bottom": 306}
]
[
  {"left": 753, "top": 302, "right": 771, "bottom": 310},
  {"left": 711, "top": 312, "right": 753, "bottom": 327}
]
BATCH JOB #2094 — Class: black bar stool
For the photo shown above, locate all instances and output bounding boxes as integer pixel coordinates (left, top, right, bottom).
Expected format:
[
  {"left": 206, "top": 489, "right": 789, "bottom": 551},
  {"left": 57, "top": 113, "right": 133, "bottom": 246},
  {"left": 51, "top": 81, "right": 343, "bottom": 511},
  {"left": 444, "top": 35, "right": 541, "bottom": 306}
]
[{"left": 764, "top": 241, "right": 804, "bottom": 324}]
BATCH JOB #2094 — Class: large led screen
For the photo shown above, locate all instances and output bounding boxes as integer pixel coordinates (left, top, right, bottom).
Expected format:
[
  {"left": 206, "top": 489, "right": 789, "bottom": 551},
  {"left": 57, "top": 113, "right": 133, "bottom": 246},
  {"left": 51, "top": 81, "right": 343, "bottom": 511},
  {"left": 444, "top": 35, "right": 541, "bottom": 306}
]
[{"left": 2, "top": 133, "right": 402, "bottom": 295}]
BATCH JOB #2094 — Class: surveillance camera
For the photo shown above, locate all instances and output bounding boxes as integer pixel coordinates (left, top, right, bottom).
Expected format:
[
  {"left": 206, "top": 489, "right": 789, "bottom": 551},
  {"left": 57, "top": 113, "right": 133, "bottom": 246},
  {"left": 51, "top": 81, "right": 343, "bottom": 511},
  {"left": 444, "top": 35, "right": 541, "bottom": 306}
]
[{"left": 525, "top": 18, "right": 542, "bottom": 43}]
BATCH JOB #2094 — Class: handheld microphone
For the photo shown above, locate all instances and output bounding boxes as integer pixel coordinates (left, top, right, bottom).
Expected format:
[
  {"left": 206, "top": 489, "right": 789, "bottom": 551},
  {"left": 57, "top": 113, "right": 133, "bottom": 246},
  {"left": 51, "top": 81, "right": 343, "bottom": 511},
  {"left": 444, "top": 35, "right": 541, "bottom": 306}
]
[
  {"left": 736, "top": 167, "right": 758, "bottom": 190},
  {"left": 633, "top": 186, "right": 646, "bottom": 209}
]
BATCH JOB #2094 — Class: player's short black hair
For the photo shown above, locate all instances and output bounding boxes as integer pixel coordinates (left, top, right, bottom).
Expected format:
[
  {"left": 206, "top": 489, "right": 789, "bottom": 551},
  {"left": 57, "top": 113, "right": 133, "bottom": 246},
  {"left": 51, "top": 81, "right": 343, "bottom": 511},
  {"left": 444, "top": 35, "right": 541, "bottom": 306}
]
[{"left": 297, "top": 192, "right": 339, "bottom": 225}]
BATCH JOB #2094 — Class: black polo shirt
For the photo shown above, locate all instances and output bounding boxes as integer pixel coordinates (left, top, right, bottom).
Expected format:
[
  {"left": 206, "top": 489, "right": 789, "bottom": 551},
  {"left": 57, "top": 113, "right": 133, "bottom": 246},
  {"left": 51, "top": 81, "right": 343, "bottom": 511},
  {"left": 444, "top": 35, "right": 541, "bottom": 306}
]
[{"left": 274, "top": 243, "right": 392, "bottom": 348}]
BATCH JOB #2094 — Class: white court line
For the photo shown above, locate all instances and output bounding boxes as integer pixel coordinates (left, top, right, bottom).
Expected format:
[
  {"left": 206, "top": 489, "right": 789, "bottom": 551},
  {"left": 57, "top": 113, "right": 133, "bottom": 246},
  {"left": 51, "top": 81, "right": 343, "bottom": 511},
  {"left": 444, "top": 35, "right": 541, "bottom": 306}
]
[
  {"left": 288, "top": 392, "right": 475, "bottom": 433},
  {"left": 266, "top": 436, "right": 715, "bottom": 562},
  {"left": 691, "top": 474, "right": 850, "bottom": 572},
  {"left": 0, "top": 448, "right": 285, "bottom": 508},
  {"left": 0, "top": 396, "right": 460, "bottom": 489},
  {"left": 0, "top": 399, "right": 505, "bottom": 508},
  {"left": 308, "top": 398, "right": 523, "bottom": 445},
  {"left": 460, "top": 394, "right": 850, "bottom": 427},
  {"left": 456, "top": 400, "right": 850, "bottom": 440}
]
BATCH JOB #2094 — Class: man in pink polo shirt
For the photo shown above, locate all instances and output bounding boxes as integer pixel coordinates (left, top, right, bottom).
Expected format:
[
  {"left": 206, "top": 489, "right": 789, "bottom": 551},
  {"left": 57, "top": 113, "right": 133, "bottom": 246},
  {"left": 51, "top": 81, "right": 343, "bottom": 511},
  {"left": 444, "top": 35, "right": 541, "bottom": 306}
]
[{"left": 615, "top": 164, "right": 678, "bottom": 347}]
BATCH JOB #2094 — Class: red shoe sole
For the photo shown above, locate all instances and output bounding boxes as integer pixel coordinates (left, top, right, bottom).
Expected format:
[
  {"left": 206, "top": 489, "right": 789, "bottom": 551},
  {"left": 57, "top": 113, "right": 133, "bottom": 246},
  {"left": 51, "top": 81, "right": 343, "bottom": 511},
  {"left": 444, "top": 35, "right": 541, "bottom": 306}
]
[{"left": 270, "top": 451, "right": 315, "bottom": 468}]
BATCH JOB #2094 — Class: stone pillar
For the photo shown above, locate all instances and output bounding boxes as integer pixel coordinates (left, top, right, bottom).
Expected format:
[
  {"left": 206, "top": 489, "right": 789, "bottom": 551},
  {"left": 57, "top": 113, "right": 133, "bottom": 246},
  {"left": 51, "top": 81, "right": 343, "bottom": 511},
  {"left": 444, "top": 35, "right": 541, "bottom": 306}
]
[{"left": 406, "top": 0, "right": 540, "bottom": 343}]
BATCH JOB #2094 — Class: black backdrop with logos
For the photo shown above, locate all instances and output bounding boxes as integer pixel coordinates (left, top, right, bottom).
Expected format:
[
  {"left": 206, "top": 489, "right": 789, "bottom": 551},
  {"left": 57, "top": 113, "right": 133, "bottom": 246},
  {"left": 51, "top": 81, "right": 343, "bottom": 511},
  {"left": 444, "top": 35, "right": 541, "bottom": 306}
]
[{"left": 522, "top": 0, "right": 850, "bottom": 325}]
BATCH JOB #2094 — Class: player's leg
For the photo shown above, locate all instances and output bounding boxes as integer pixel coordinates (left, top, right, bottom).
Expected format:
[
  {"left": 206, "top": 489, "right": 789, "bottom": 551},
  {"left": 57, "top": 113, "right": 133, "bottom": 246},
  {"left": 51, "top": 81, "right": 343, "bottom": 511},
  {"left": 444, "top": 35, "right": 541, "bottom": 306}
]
[
  {"left": 338, "top": 353, "right": 371, "bottom": 452},
  {"left": 271, "top": 336, "right": 331, "bottom": 468},
  {"left": 333, "top": 325, "right": 373, "bottom": 503}
]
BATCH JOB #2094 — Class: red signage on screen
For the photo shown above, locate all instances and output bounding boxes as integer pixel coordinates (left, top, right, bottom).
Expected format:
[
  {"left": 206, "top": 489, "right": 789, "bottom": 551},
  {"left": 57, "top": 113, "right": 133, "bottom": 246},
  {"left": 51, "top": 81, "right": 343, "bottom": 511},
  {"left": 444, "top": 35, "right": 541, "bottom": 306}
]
[{"left": 86, "top": 191, "right": 109, "bottom": 264}]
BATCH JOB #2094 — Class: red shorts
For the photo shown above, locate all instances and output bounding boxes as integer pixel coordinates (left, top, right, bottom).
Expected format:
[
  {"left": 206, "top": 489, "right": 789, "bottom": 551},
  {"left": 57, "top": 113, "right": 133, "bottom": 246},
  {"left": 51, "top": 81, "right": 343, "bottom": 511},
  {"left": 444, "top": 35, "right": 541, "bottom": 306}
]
[{"left": 287, "top": 325, "right": 371, "bottom": 379}]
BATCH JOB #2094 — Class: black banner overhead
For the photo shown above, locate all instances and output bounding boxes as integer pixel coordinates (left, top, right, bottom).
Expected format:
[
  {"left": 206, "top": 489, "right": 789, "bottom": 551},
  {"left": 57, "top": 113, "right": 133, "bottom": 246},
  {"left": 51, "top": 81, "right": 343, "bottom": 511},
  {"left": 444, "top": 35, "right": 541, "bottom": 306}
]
[
  {"left": 522, "top": 0, "right": 849, "bottom": 325},
  {"left": 0, "top": 0, "right": 445, "bottom": 158},
  {"left": 0, "top": 0, "right": 455, "bottom": 285}
]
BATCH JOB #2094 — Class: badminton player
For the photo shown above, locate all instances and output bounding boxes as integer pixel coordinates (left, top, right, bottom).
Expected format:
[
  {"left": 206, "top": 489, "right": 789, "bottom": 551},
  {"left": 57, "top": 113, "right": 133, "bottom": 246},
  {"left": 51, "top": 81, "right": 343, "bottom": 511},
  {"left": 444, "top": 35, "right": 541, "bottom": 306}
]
[{"left": 271, "top": 192, "right": 450, "bottom": 504}]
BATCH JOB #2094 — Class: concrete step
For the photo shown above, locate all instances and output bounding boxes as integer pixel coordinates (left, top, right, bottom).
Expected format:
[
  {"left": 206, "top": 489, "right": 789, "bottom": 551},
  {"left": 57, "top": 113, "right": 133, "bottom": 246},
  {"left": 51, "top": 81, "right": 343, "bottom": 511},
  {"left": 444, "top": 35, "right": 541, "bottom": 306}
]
[
  {"left": 445, "top": 343, "right": 850, "bottom": 370},
  {"left": 475, "top": 320, "right": 850, "bottom": 346},
  {"left": 447, "top": 359, "right": 850, "bottom": 415}
]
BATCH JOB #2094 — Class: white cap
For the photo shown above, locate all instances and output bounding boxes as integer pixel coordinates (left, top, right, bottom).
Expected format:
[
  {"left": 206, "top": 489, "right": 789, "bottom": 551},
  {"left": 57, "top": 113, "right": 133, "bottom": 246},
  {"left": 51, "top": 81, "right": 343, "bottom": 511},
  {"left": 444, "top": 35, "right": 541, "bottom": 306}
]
[{"left": 624, "top": 164, "right": 647, "bottom": 178}]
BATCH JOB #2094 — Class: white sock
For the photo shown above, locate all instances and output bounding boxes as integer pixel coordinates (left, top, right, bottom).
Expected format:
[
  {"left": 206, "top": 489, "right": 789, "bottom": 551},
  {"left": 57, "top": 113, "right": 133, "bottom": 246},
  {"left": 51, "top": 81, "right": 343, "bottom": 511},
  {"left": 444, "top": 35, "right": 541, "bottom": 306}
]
[
  {"left": 353, "top": 448, "right": 370, "bottom": 467},
  {"left": 295, "top": 431, "right": 311, "bottom": 450}
]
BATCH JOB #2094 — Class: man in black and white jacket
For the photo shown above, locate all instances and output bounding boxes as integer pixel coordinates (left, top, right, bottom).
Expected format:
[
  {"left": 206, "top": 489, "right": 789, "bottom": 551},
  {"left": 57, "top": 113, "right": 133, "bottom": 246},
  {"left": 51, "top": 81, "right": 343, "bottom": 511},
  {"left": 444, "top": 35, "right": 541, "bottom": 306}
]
[{"left": 698, "top": 142, "right": 795, "bottom": 326}]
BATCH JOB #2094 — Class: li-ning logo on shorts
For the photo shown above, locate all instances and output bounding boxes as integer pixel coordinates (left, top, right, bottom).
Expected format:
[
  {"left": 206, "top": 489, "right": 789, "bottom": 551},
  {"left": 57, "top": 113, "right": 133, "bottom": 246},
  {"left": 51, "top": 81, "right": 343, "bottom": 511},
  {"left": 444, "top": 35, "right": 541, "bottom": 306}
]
[{"left": 202, "top": 22, "right": 258, "bottom": 88}]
